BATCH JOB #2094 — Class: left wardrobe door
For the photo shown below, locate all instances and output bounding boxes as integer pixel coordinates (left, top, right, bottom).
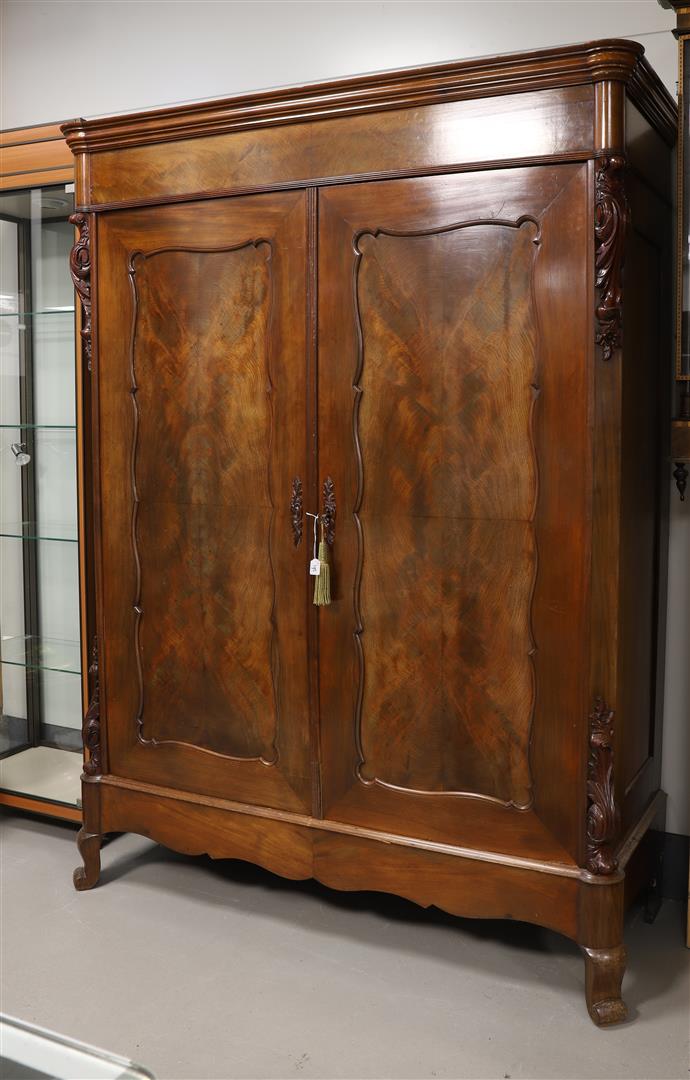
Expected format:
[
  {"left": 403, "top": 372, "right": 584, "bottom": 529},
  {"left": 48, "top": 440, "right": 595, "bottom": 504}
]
[{"left": 95, "top": 191, "right": 312, "bottom": 813}]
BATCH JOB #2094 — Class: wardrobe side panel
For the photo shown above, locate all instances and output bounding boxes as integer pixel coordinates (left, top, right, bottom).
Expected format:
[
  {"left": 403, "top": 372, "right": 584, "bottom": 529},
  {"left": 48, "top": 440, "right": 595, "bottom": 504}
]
[{"left": 617, "top": 131, "right": 673, "bottom": 830}]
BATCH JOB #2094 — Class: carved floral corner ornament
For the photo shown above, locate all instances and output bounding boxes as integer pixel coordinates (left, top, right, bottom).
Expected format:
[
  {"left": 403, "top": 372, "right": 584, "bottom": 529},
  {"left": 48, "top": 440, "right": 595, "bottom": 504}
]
[
  {"left": 594, "top": 155, "right": 629, "bottom": 362},
  {"left": 82, "top": 637, "right": 101, "bottom": 777},
  {"left": 68, "top": 212, "right": 92, "bottom": 371},
  {"left": 586, "top": 697, "right": 620, "bottom": 875}
]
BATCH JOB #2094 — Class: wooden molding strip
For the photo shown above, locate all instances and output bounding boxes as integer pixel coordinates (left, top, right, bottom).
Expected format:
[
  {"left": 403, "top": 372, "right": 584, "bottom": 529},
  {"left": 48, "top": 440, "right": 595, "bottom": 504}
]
[
  {"left": 628, "top": 55, "right": 679, "bottom": 145},
  {"left": 0, "top": 123, "right": 66, "bottom": 147},
  {"left": 61, "top": 39, "right": 677, "bottom": 155}
]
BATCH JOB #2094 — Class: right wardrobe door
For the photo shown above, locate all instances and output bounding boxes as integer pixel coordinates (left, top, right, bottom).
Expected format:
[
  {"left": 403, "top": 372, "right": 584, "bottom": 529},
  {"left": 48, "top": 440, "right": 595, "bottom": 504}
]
[{"left": 317, "top": 167, "right": 593, "bottom": 860}]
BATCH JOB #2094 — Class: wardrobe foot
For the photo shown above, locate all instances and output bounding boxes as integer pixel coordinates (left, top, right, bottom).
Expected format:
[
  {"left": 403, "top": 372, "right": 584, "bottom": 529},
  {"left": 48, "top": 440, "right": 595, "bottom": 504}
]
[
  {"left": 582, "top": 945, "right": 628, "bottom": 1025},
  {"left": 73, "top": 828, "right": 102, "bottom": 891}
]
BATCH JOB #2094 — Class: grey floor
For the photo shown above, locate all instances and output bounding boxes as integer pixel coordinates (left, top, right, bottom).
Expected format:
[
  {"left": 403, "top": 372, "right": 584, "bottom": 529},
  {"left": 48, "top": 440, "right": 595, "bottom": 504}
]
[{"left": 1, "top": 810, "right": 688, "bottom": 1080}]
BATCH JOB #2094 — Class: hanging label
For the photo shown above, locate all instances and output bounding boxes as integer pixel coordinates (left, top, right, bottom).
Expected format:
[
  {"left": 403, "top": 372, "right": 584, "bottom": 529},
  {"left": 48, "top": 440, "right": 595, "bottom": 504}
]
[{"left": 310, "top": 558, "right": 321, "bottom": 576}]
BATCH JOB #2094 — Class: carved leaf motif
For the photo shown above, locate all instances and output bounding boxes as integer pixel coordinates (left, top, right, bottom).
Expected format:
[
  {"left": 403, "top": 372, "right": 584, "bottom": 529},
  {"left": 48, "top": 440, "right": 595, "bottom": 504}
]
[
  {"left": 290, "top": 477, "right": 303, "bottom": 546},
  {"left": 69, "top": 213, "right": 92, "bottom": 371},
  {"left": 586, "top": 697, "right": 620, "bottom": 874},
  {"left": 594, "top": 156, "right": 629, "bottom": 362},
  {"left": 322, "top": 476, "right": 336, "bottom": 546},
  {"left": 82, "top": 637, "right": 101, "bottom": 776}
]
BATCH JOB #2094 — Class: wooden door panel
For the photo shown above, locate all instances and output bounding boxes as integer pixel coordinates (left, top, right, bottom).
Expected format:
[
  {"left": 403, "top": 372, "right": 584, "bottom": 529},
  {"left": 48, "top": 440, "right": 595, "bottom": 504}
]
[
  {"left": 97, "top": 192, "right": 311, "bottom": 811},
  {"left": 354, "top": 220, "right": 539, "bottom": 807},
  {"left": 131, "top": 243, "right": 276, "bottom": 760},
  {"left": 318, "top": 168, "right": 591, "bottom": 858}
]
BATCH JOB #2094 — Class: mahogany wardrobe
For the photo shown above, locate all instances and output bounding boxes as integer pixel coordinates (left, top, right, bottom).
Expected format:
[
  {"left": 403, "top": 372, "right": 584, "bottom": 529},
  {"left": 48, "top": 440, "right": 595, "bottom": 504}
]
[{"left": 63, "top": 39, "right": 675, "bottom": 1025}]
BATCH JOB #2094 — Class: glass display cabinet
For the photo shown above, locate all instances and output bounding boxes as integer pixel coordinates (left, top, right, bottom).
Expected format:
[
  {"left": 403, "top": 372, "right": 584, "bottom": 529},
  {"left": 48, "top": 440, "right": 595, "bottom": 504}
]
[{"left": 0, "top": 176, "right": 82, "bottom": 818}]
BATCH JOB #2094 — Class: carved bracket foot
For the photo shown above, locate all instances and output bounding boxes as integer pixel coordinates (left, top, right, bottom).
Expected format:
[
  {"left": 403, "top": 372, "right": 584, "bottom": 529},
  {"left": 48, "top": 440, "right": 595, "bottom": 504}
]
[
  {"left": 73, "top": 827, "right": 102, "bottom": 891},
  {"left": 582, "top": 945, "right": 628, "bottom": 1026}
]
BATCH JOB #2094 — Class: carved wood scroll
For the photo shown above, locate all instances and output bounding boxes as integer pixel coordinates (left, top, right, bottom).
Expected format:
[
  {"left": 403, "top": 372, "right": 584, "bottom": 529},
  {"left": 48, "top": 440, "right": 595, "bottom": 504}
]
[
  {"left": 69, "top": 212, "right": 92, "bottom": 371},
  {"left": 594, "top": 156, "right": 629, "bottom": 362},
  {"left": 82, "top": 637, "right": 101, "bottom": 776},
  {"left": 290, "top": 477, "right": 303, "bottom": 545},
  {"left": 586, "top": 697, "right": 620, "bottom": 874},
  {"left": 322, "top": 476, "right": 336, "bottom": 546}
]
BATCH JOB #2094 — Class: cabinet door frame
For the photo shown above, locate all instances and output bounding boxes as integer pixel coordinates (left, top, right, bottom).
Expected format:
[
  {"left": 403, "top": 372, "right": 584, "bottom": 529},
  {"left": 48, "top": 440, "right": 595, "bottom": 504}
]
[
  {"left": 316, "top": 166, "right": 593, "bottom": 863},
  {"left": 93, "top": 189, "right": 313, "bottom": 813}
]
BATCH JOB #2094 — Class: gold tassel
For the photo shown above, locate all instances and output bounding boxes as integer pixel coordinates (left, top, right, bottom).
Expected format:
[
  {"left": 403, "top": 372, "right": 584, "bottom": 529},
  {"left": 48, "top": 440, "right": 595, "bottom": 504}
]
[{"left": 313, "top": 521, "right": 331, "bottom": 606}]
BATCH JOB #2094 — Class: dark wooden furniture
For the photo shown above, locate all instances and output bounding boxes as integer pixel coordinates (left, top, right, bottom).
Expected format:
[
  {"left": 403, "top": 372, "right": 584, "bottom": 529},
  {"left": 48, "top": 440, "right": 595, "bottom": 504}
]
[{"left": 63, "top": 39, "right": 676, "bottom": 1024}]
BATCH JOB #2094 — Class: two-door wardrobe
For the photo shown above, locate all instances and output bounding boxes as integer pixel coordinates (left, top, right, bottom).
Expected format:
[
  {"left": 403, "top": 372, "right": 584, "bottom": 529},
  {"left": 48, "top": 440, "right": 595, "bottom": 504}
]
[{"left": 63, "top": 39, "right": 676, "bottom": 1024}]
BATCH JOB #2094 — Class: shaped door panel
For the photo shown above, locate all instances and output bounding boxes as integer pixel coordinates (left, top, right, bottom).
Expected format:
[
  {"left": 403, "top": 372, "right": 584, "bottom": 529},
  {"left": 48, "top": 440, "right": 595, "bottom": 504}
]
[
  {"left": 317, "top": 167, "right": 591, "bottom": 859},
  {"left": 97, "top": 191, "right": 311, "bottom": 811}
]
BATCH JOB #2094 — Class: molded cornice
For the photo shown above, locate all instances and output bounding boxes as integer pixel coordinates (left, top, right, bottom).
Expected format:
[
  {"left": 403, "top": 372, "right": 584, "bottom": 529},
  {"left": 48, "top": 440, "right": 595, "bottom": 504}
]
[{"left": 61, "top": 38, "right": 677, "bottom": 154}]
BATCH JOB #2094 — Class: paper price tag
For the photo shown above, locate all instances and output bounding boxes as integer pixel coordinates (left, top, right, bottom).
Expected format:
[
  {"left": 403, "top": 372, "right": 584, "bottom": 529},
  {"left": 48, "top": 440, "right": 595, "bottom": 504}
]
[{"left": 309, "top": 558, "right": 321, "bottom": 576}]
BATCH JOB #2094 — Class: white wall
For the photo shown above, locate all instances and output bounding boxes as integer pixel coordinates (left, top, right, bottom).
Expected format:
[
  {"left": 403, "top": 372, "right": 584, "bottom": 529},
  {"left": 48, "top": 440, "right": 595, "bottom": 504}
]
[
  {"left": 0, "top": 1, "right": 680, "bottom": 123},
  {"left": 1, "top": 0, "right": 687, "bottom": 832}
]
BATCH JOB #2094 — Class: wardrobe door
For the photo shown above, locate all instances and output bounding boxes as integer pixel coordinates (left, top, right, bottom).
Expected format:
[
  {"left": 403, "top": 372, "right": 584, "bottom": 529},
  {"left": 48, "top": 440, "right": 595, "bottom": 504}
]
[
  {"left": 318, "top": 168, "right": 592, "bottom": 859},
  {"left": 96, "top": 191, "right": 312, "bottom": 812}
]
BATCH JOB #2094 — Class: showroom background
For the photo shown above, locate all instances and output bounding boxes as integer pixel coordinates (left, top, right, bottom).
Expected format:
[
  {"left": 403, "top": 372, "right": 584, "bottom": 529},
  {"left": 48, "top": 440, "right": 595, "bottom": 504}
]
[{"left": 1, "top": 0, "right": 687, "bottom": 839}]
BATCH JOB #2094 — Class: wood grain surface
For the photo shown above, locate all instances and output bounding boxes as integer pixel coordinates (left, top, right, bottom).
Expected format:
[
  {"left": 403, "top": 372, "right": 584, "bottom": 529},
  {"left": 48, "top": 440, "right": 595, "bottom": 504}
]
[
  {"left": 96, "top": 191, "right": 312, "bottom": 812},
  {"left": 318, "top": 166, "right": 590, "bottom": 856}
]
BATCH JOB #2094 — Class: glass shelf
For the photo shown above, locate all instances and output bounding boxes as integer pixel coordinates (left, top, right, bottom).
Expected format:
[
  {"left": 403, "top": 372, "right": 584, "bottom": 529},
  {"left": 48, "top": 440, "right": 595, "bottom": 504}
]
[
  {"left": 0, "top": 521, "right": 78, "bottom": 542},
  {"left": 1, "top": 636, "right": 81, "bottom": 675},
  {"left": 0, "top": 425, "right": 76, "bottom": 434},
  {"left": 0, "top": 307, "right": 75, "bottom": 317}
]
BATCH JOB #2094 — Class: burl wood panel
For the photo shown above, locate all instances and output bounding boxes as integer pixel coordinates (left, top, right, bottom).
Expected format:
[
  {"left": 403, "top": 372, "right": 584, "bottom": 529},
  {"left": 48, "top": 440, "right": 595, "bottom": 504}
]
[
  {"left": 130, "top": 244, "right": 277, "bottom": 760},
  {"left": 318, "top": 166, "right": 591, "bottom": 858},
  {"left": 96, "top": 191, "right": 312, "bottom": 812},
  {"left": 354, "top": 222, "right": 539, "bottom": 807}
]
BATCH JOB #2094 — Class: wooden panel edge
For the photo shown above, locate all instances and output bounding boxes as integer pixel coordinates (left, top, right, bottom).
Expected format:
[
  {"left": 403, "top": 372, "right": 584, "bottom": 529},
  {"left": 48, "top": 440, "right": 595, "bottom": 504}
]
[
  {"left": 0, "top": 167, "right": 73, "bottom": 191},
  {"left": 95, "top": 774, "right": 581, "bottom": 877},
  {"left": 75, "top": 151, "right": 594, "bottom": 215},
  {"left": 0, "top": 123, "right": 67, "bottom": 146},
  {"left": 0, "top": 791, "right": 81, "bottom": 823}
]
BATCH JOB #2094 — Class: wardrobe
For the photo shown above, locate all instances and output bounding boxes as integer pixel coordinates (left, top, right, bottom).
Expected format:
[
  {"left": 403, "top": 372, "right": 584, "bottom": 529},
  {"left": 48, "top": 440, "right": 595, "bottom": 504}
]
[{"left": 63, "top": 39, "right": 676, "bottom": 1024}]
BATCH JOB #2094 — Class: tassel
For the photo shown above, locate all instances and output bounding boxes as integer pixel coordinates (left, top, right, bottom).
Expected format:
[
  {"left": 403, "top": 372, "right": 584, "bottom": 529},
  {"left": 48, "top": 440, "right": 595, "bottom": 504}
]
[{"left": 313, "top": 522, "right": 331, "bottom": 606}]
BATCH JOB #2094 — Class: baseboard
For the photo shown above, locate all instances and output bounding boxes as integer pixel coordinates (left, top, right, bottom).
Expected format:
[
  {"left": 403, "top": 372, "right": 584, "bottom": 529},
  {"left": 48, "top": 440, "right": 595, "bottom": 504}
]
[
  {"left": 0, "top": 715, "right": 81, "bottom": 756},
  {"left": 40, "top": 724, "right": 82, "bottom": 753},
  {"left": 0, "top": 715, "right": 30, "bottom": 757},
  {"left": 656, "top": 830, "right": 690, "bottom": 900}
]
